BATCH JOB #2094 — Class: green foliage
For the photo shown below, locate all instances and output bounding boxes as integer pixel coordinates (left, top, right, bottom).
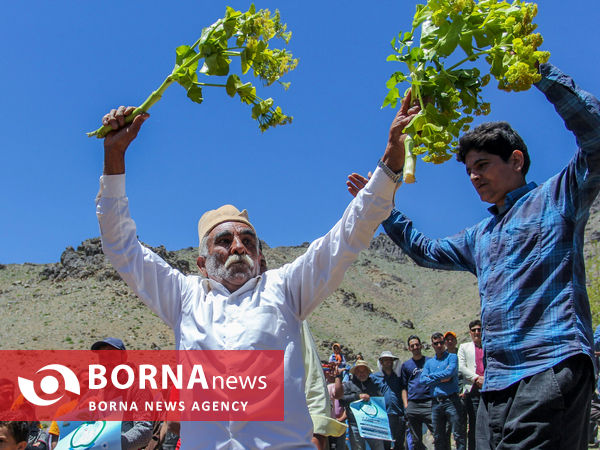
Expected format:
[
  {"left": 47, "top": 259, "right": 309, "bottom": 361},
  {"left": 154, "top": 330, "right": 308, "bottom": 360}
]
[
  {"left": 88, "top": 4, "right": 297, "bottom": 137},
  {"left": 384, "top": 0, "right": 549, "bottom": 168}
]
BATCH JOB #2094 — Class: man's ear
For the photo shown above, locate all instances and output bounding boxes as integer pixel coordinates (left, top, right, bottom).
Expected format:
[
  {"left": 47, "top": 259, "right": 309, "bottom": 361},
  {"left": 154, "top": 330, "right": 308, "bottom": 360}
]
[
  {"left": 197, "top": 256, "right": 208, "bottom": 277},
  {"left": 511, "top": 150, "right": 525, "bottom": 174},
  {"left": 17, "top": 442, "right": 27, "bottom": 450}
]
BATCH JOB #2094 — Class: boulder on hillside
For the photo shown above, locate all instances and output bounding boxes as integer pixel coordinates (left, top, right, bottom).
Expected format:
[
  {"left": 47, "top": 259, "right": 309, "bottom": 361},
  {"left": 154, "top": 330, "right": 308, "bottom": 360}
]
[
  {"left": 369, "top": 234, "right": 407, "bottom": 263},
  {"left": 40, "top": 238, "right": 190, "bottom": 282}
]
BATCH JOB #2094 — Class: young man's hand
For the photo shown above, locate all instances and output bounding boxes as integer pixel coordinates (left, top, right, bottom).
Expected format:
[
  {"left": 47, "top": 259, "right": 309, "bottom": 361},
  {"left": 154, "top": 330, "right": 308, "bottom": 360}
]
[{"left": 346, "top": 172, "right": 371, "bottom": 198}]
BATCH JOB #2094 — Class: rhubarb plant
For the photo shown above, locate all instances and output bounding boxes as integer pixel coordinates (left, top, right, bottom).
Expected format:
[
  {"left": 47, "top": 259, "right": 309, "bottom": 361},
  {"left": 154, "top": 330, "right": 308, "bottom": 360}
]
[
  {"left": 88, "top": 4, "right": 297, "bottom": 138},
  {"left": 384, "top": 0, "right": 549, "bottom": 182}
]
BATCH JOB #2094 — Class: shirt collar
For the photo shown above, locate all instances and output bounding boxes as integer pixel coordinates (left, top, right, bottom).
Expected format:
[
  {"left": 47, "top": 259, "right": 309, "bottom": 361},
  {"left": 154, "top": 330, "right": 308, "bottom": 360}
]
[
  {"left": 436, "top": 351, "right": 448, "bottom": 360},
  {"left": 487, "top": 182, "right": 537, "bottom": 216},
  {"left": 201, "top": 275, "right": 262, "bottom": 295}
]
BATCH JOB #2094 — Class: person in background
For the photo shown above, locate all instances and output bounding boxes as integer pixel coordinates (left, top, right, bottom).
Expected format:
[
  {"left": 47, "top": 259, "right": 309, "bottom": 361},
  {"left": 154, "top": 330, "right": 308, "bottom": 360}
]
[
  {"left": 341, "top": 360, "right": 385, "bottom": 450},
  {"left": 325, "top": 364, "right": 348, "bottom": 450},
  {"left": 24, "top": 422, "right": 48, "bottom": 449},
  {"left": 421, "top": 333, "right": 465, "bottom": 450},
  {"left": 400, "top": 335, "right": 433, "bottom": 450},
  {"left": 443, "top": 331, "right": 463, "bottom": 448},
  {"left": 458, "top": 320, "right": 484, "bottom": 450},
  {"left": 330, "top": 343, "right": 348, "bottom": 369},
  {"left": 87, "top": 338, "right": 153, "bottom": 450},
  {"left": 0, "top": 421, "right": 28, "bottom": 450},
  {"left": 443, "top": 332, "right": 458, "bottom": 354},
  {"left": 371, "top": 351, "right": 406, "bottom": 449}
]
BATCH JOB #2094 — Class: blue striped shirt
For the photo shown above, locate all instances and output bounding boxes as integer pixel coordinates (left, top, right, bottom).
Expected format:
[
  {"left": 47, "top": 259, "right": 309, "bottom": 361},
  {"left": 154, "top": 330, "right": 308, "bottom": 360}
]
[{"left": 383, "top": 64, "right": 600, "bottom": 392}]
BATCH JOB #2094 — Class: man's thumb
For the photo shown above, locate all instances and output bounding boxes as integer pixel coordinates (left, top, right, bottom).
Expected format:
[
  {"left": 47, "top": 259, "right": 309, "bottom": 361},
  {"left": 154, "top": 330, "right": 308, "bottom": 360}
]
[{"left": 129, "top": 113, "right": 150, "bottom": 136}]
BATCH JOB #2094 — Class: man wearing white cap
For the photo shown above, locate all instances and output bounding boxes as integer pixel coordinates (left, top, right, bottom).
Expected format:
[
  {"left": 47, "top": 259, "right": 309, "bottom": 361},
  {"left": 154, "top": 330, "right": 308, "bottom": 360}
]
[
  {"left": 371, "top": 351, "right": 406, "bottom": 449},
  {"left": 94, "top": 92, "right": 418, "bottom": 448}
]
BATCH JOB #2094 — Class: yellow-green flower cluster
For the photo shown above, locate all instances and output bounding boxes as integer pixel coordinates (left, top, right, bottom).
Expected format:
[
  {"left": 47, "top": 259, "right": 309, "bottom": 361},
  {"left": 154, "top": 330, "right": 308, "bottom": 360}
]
[{"left": 383, "top": 0, "right": 550, "bottom": 179}]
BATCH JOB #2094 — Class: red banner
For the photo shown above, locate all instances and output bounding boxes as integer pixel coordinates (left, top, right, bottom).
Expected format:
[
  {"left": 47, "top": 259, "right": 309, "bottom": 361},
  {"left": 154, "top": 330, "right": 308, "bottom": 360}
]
[{"left": 0, "top": 350, "right": 284, "bottom": 421}]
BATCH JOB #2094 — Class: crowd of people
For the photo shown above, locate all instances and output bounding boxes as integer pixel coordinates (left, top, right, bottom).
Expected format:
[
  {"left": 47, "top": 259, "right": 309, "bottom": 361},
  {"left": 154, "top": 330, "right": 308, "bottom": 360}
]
[{"left": 320, "top": 320, "right": 483, "bottom": 450}]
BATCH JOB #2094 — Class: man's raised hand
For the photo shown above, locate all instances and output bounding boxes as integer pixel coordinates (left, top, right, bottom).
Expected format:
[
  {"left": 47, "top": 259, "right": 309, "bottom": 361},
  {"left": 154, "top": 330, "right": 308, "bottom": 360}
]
[
  {"left": 103, "top": 106, "right": 149, "bottom": 175},
  {"left": 381, "top": 89, "right": 421, "bottom": 173},
  {"left": 346, "top": 173, "right": 371, "bottom": 198}
]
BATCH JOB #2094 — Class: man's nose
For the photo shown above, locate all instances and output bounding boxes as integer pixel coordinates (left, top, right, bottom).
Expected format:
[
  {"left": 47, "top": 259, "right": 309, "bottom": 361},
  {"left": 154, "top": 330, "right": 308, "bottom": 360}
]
[
  {"left": 230, "top": 235, "right": 246, "bottom": 254},
  {"left": 470, "top": 171, "right": 479, "bottom": 182}
]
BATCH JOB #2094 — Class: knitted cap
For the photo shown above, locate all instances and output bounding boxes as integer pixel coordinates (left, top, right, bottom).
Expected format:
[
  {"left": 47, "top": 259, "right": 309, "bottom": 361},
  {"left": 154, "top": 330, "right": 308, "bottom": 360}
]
[{"left": 198, "top": 205, "right": 255, "bottom": 247}]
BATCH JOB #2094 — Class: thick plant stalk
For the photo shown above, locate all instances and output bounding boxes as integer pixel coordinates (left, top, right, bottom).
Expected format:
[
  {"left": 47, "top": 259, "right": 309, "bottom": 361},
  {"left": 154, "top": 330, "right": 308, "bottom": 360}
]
[
  {"left": 403, "top": 135, "right": 416, "bottom": 184},
  {"left": 87, "top": 75, "right": 175, "bottom": 138}
]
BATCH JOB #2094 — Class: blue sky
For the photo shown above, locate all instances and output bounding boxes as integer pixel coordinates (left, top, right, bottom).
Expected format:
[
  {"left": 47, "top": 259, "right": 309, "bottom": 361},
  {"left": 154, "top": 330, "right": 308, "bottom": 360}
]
[{"left": 1, "top": 1, "right": 598, "bottom": 264}]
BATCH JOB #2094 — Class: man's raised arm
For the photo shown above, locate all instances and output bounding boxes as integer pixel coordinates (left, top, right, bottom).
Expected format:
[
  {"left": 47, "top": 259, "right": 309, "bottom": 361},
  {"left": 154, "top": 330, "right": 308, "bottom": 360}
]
[
  {"left": 96, "top": 106, "right": 185, "bottom": 329},
  {"left": 283, "top": 92, "right": 420, "bottom": 319},
  {"left": 534, "top": 63, "right": 600, "bottom": 214}
]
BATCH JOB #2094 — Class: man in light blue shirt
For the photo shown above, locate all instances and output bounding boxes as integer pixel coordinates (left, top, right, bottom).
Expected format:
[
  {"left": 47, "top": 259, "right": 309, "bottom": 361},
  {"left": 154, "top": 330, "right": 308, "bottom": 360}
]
[{"left": 421, "top": 333, "right": 465, "bottom": 450}]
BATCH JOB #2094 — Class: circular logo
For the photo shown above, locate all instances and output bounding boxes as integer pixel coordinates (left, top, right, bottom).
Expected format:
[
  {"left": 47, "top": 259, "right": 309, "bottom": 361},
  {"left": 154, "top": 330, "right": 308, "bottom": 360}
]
[
  {"left": 17, "top": 364, "right": 80, "bottom": 406},
  {"left": 70, "top": 421, "right": 107, "bottom": 448},
  {"left": 360, "top": 402, "right": 378, "bottom": 417}
]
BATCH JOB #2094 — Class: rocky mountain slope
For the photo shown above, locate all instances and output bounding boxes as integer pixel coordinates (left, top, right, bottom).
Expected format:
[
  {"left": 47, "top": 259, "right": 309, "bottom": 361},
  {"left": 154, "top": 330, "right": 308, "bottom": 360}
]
[{"left": 1, "top": 196, "right": 598, "bottom": 367}]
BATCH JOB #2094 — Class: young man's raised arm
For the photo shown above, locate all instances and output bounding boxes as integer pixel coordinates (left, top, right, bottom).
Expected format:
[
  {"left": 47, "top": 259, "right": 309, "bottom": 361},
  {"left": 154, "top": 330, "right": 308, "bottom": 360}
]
[{"left": 535, "top": 63, "right": 600, "bottom": 216}]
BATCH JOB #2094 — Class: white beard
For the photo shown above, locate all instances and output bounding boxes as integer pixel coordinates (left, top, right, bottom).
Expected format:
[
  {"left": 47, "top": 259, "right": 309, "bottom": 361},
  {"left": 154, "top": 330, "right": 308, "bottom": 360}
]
[{"left": 205, "top": 253, "right": 256, "bottom": 283}]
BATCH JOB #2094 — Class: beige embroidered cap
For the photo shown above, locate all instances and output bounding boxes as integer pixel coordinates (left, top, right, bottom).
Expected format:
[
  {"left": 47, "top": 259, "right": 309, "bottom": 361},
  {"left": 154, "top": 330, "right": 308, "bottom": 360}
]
[{"left": 197, "top": 205, "right": 255, "bottom": 248}]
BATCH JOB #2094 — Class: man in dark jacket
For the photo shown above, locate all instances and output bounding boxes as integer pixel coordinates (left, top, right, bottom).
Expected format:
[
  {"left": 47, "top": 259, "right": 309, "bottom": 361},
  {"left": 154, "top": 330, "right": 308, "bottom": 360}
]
[{"left": 340, "top": 360, "right": 385, "bottom": 450}]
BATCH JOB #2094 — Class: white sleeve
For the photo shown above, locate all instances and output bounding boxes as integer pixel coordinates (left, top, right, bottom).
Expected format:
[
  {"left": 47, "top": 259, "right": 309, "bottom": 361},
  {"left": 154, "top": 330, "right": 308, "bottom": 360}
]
[
  {"left": 282, "top": 166, "right": 396, "bottom": 320},
  {"left": 95, "top": 174, "right": 187, "bottom": 329},
  {"left": 458, "top": 343, "right": 477, "bottom": 383}
]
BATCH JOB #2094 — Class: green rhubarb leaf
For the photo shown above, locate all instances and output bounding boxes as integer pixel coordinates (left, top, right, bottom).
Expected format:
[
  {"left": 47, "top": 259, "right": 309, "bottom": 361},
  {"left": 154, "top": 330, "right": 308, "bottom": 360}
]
[{"left": 186, "top": 85, "right": 204, "bottom": 104}]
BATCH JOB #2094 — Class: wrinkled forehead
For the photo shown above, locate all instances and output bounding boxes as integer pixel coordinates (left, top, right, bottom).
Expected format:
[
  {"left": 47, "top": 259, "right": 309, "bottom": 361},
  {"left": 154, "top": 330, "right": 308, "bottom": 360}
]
[{"left": 208, "top": 221, "right": 257, "bottom": 241}]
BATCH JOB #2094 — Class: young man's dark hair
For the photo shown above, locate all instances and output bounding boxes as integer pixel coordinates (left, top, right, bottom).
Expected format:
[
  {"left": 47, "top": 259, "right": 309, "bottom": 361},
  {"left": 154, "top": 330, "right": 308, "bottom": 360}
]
[
  {"left": 431, "top": 332, "right": 444, "bottom": 342},
  {"left": 456, "top": 121, "right": 531, "bottom": 176},
  {"left": 468, "top": 319, "right": 482, "bottom": 330},
  {"left": 407, "top": 335, "right": 421, "bottom": 345},
  {"left": 0, "top": 421, "right": 28, "bottom": 444}
]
